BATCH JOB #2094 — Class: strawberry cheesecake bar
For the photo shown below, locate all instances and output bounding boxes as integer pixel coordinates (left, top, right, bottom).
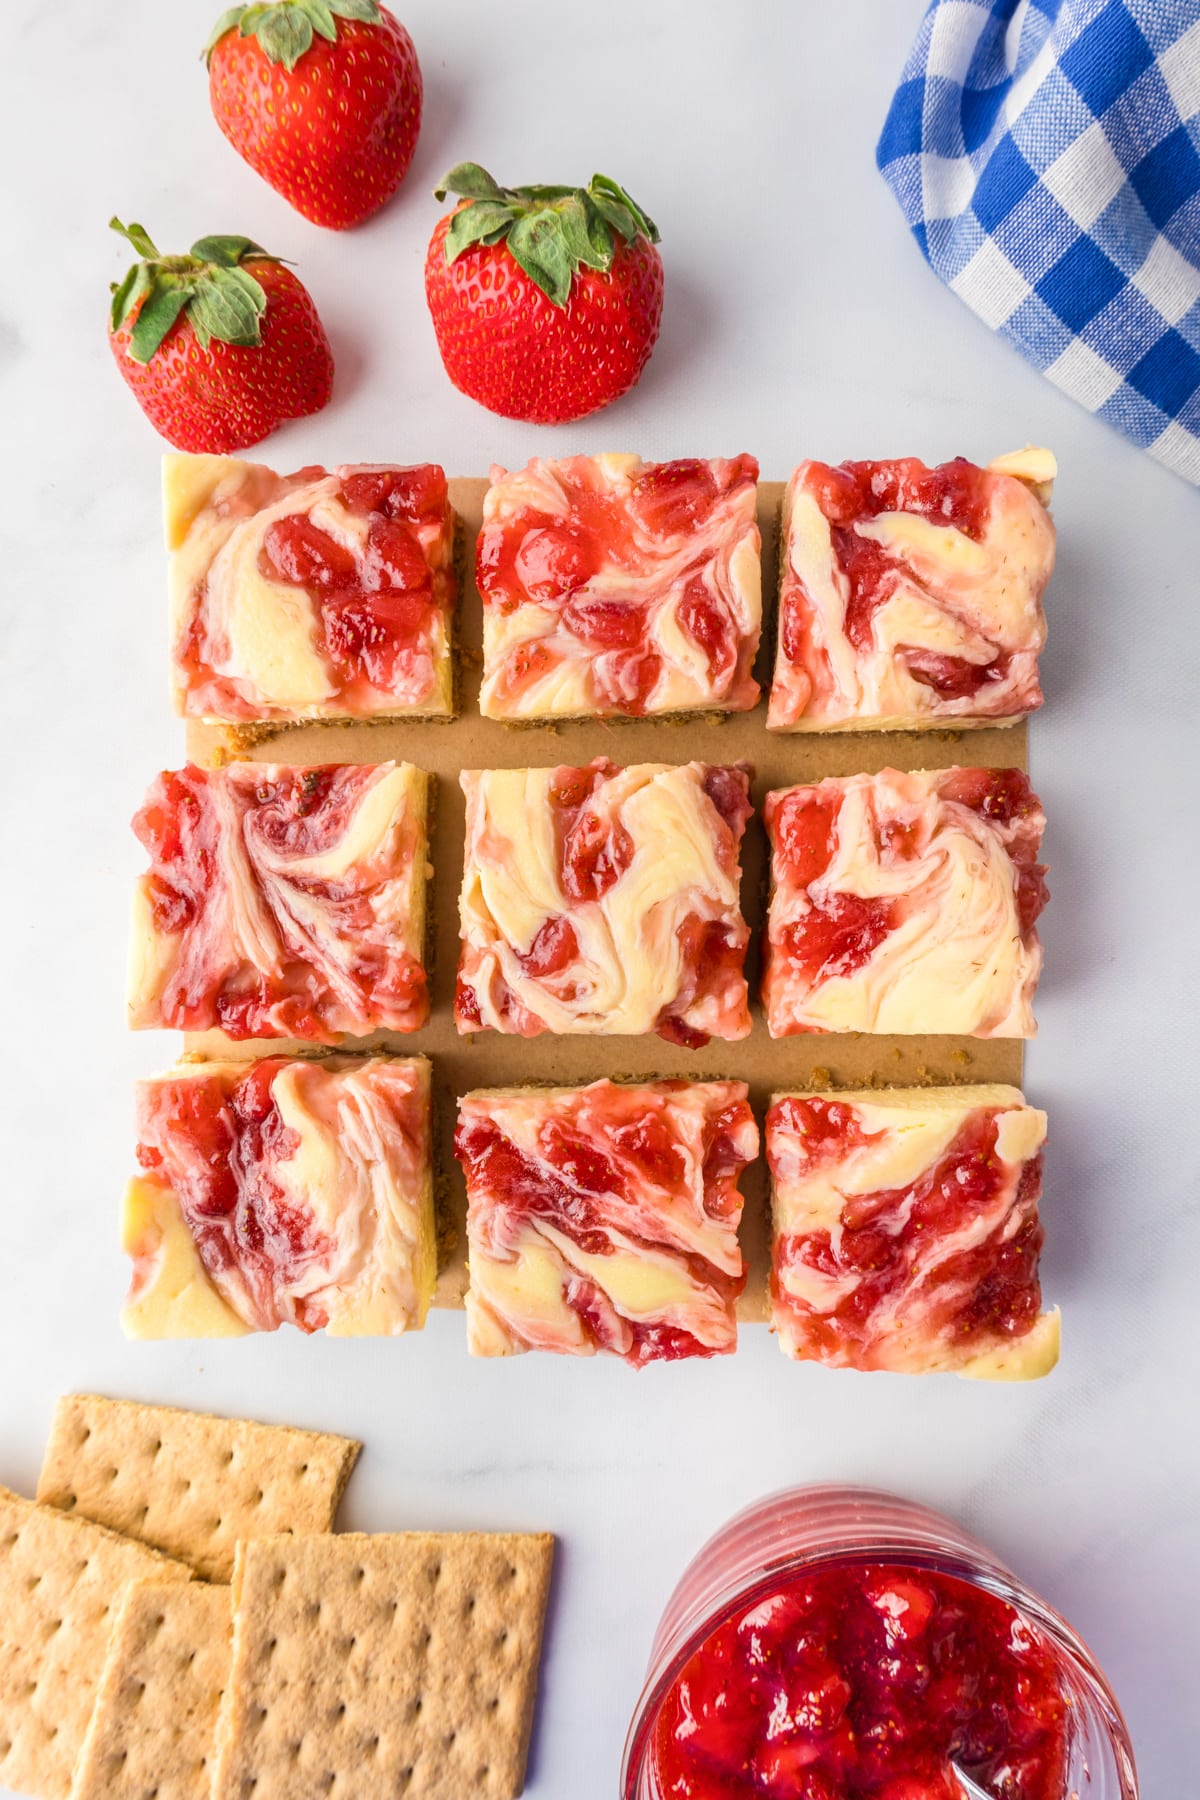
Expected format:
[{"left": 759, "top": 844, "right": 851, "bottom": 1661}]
[
  {"left": 165, "top": 454, "right": 456, "bottom": 729},
  {"left": 455, "top": 759, "right": 754, "bottom": 1045},
  {"left": 476, "top": 454, "right": 761, "bottom": 719},
  {"left": 768, "top": 448, "right": 1054, "bottom": 731},
  {"left": 128, "top": 761, "right": 431, "bottom": 1042},
  {"left": 123, "top": 1056, "right": 435, "bottom": 1338},
  {"left": 762, "top": 767, "right": 1047, "bottom": 1038},
  {"left": 767, "top": 1086, "right": 1059, "bottom": 1377},
  {"left": 455, "top": 1079, "right": 757, "bottom": 1362}
]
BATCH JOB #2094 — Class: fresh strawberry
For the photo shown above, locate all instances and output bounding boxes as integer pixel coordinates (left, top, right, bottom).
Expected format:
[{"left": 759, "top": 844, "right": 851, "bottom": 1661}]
[
  {"left": 107, "top": 220, "right": 334, "bottom": 452},
  {"left": 424, "top": 164, "right": 664, "bottom": 424},
  {"left": 205, "top": 0, "right": 422, "bottom": 230}
]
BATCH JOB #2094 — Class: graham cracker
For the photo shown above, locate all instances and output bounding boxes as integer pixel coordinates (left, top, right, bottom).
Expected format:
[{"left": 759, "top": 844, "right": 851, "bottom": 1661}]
[
  {"left": 70, "top": 1579, "right": 231, "bottom": 1800},
  {"left": 37, "top": 1396, "right": 361, "bottom": 1583},
  {"left": 0, "top": 1486, "right": 191, "bottom": 1800},
  {"left": 213, "top": 1530, "right": 555, "bottom": 1800}
]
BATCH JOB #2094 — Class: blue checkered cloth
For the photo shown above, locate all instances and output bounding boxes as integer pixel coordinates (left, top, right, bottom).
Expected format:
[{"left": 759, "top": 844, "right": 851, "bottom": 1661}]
[{"left": 878, "top": 0, "right": 1200, "bottom": 483}]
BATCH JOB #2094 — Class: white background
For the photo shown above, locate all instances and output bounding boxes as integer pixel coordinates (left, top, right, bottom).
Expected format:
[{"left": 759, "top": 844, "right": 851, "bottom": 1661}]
[{"left": 2, "top": 1, "right": 1198, "bottom": 1794}]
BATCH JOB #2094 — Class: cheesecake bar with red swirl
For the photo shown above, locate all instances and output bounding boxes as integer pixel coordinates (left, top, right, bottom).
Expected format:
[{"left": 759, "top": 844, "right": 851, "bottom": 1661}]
[
  {"left": 768, "top": 448, "right": 1054, "bottom": 732},
  {"left": 455, "top": 759, "right": 753, "bottom": 1045},
  {"left": 165, "top": 454, "right": 456, "bottom": 728},
  {"left": 456, "top": 1079, "right": 758, "bottom": 1363},
  {"left": 767, "top": 1086, "right": 1059, "bottom": 1378},
  {"left": 762, "top": 767, "right": 1047, "bottom": 1038},
  {"left": 128, "top": 761, "right": 430, "bottom": 1042},
  {"left": 123, "top": 1056, "right": 435, "bottom": 1339},
  {"left": 476, "top": 454, "right": 761, "bottom": 720}
]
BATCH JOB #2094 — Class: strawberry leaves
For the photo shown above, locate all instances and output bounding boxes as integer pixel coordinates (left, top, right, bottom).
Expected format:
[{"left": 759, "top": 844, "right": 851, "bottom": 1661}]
[
  {"left": 507, "top": 213, "right": 573, "bottom": 307},
  {"left": 443, "top": 201, "right": 515, "bottom": 262},
  {"left": 435, "top": 163, "right": 504, "bottom": 204},
  {"left": 434, "top": 165, "right": 661, "bottom": 309},
  {"left": 189, "top": 234, "right": 270, "bottom": 267},
  {"left": 109, "top": 259, "right": 154, "bottom": 336},
  {"left": 129, "top": 288, "right": 194, "bottom": 364},
  {"left": 204, "top": 0, "right": 382, "bottom": 71},
  {"left": 249, "top": 7, "right": 312, "bottom": 68},
  {"left": 588, "top": 174, "right": 658, "bottom": 247},
  {"left": 188, "top": 267, "right": 269, "bottom": 349},
  {"left": 108, "top": 219, "right": 275, "bottom": 364}
]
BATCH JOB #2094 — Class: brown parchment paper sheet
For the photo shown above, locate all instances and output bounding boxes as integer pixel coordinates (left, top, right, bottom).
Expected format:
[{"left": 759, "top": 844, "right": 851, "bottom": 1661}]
[{"left": 184, "top": 478, "right": 1027, "bottom": 1323}]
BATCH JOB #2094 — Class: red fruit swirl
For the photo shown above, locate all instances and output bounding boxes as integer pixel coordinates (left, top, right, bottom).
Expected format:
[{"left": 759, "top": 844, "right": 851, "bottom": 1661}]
[
  {"left": 136, "top": 1061, "right": 333, "bottom": 1332},
  {"left": 810, "top": 456, "right": 991, "bottom": 658}
]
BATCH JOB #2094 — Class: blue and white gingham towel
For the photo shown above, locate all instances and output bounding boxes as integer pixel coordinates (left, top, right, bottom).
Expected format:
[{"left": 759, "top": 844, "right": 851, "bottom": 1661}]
[{"left": 878, "top": 0, "right": 1200, "bottom": 483}]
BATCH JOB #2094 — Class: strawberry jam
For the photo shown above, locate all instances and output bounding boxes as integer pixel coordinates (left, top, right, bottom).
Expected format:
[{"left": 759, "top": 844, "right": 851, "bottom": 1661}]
[
  {"left": 906, "top": 648, "right": 1011, "bottom": 699},
  {"left": 626, "top": 1489, "right": 1135, "bottom": 1800},
  {"left": 632, "top": 458, "right": 723, "bottom": 534},
  {"left": 650, "top": 1561, "right": 1069, "bottom": 1800},
  {"left": 777, "top": 893, "right": 896, "bottom": 987},
  {"left": 455, "top": 1114, "right": 615, "bottom": 1258}
]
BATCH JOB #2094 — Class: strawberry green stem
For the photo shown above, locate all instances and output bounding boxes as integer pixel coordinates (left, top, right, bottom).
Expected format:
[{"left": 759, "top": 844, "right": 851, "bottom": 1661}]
[
  {"left": 433, "top": 165, "right": 660, "bottom": 308},
  {"left": 108, "top": 219, "right": 278, "bottom": 363},
  {"left": 203, "top": 0, "right": 383, "bottom": 72}
]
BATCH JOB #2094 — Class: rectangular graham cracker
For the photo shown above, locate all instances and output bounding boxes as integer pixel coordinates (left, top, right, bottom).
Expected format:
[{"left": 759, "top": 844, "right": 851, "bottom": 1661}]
[
  {"left": 184, "top": 477, "right": 1029, "bottom": 1325},
  {"left": 37, "top": 1395, "right": 361, "bottom": 1583},
  {"left": 0, "top": 1487, "right": 191, "bottom": 1800},
  {"left": 213, "top": 1530, "right": 556, "bottom": 1800},
  {"left": 70, "top": 1579, "right": 231, "bottom": 1800}
]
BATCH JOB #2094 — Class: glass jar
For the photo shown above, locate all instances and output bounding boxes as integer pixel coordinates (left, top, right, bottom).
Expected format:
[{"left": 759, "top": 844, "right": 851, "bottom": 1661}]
[{"left": 621, "top": 1484, "right": 1137, "bottom": 1800}]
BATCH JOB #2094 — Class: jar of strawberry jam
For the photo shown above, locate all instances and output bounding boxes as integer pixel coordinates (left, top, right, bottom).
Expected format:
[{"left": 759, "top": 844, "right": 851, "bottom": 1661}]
[{"left": 621, "top": 1485, "right": 1137, "bottom": 1800}]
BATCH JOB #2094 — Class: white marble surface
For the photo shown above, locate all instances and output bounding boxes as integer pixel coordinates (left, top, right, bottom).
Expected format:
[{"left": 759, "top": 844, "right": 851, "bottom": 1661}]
[{"left": 2, "top": 0, "right": 1198, "bottom": 1793}]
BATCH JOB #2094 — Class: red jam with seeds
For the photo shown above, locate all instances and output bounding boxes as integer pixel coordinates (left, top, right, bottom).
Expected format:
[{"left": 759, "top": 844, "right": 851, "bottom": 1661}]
[{"left": 651, "top": 1562, "right": 1068, "bottom": 1799}]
